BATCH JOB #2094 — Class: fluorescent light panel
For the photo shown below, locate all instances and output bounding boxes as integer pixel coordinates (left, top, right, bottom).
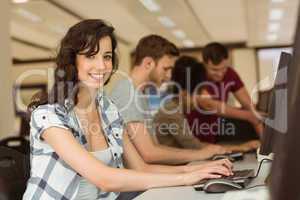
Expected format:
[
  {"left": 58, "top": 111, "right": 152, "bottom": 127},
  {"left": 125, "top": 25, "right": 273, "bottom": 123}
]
[
  {"left": 267, "top": 33, "right": 278, "bottom": 41},
  {"left": 158, "top": 16, "right": 176, "bottom": 28},
  {"left": 13, "top": 0, "right": 28, "bottom": 3},
  {"left": 269, "top": 9, "right": 284, "bottom": 21},
  {"left": 183, "top": 39, "right": 195, "bottom": 47},
  {"left": 139, "top": 0, "right": 160, "bottom": 12},
  {"left": 50, "top": 25, "right": 67, "bottom": 35},
  {"left": 268, "top": 22, "right": 280, "bottom": 32},
  {"left": 172, "top": 29, "right": 186, "bottom": 39},
  {"left": 271, "top": 0, "right": 285, "bottom": 3},
  {"left": 14, "top": 8, "right": 42, "bottom": 23}
]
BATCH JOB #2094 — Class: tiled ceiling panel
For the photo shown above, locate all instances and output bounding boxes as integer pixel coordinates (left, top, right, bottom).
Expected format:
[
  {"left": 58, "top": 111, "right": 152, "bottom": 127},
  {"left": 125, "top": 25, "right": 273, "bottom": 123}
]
[{"left": 188, "top": 0, "right": 247, "bottom": 43}]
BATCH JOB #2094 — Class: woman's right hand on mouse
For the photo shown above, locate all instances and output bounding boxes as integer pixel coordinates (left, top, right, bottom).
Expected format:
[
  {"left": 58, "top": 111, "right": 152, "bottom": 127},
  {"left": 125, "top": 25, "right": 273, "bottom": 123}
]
[{"left": 182, "top": 159, "right": 233, "bottom": 186}]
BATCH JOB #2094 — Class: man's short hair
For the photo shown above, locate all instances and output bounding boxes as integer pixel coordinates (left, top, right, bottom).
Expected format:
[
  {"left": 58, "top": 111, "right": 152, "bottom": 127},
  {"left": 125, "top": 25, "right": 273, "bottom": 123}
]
[
  {"left": 134, "top": 34, "right": 179, "bottom": 66},
  {"left": 202, "top": 42, "right": 228, "bottom": 65},
  {"left": 171, "top": 56, "right": 206, "bottom": 95}
]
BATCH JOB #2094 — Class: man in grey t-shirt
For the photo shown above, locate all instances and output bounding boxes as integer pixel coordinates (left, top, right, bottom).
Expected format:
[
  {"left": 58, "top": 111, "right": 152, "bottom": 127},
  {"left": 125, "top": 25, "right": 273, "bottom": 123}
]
[
  {"left": 110, "top": 78, "right": 155, "bottom": 136},
  {"left": 110, "top": 35, "right": 228, "bottom": 165}
]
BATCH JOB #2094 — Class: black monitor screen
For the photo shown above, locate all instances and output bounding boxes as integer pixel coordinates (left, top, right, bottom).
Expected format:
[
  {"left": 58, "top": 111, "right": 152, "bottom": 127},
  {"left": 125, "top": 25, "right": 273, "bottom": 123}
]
[
  {"left": 259, "top": 52, "right": 291, "bottom": 156},
  {"left": 271, "top": 11, "right": 300, "bottom": 200}
]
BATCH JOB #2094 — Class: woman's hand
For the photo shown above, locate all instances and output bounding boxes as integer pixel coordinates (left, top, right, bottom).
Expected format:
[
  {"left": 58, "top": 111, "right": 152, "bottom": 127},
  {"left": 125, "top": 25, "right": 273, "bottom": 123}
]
[
  {"left": 200, "top": 144, "right": 232, "bottom": 159},
  {"left": 239, "top": 140, "right": 261, "bottom": 152},
  {"left": 184, "top": 159, "right": 233, "bottom": 174},
  {"left": 226, "top": 140, "right": 261, "bottom": 153},
  {"left": 182, "top": 162, "right": 233, "bottom": 186}
]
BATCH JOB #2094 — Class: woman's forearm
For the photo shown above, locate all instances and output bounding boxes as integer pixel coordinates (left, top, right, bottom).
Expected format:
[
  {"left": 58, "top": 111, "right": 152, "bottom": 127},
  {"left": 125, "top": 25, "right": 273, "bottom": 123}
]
[
  {"left": 142, "top": 163, "right": 186, "bottom": 174},
  {"left": 98, "top": 167, "right": 185, "bottom": 192}
]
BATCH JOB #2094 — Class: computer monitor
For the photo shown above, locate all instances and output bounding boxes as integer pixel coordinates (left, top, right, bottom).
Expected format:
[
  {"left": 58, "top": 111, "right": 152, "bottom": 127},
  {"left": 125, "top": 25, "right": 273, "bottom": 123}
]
[
  {"left": 271, "top": 11, "right": 300, "bottom": 200},
  {"left": 259, "top": 52, "right": 291, "bottom": 156}
]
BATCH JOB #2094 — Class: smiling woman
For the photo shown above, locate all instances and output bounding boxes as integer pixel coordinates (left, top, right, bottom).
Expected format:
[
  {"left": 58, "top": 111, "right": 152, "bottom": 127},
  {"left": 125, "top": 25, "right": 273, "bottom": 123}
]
[
  {"left": 23, "top": 19, "right": 232, "bottom": 200},
  {"left": 76, "top": 36, "right": 114, "bottom": 89}
]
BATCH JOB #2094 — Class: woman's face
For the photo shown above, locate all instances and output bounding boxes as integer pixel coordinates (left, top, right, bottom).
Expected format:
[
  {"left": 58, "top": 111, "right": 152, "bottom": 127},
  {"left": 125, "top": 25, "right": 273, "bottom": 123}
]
[{"left": 76, "top": 36, "right": 113, "bottom": 89}]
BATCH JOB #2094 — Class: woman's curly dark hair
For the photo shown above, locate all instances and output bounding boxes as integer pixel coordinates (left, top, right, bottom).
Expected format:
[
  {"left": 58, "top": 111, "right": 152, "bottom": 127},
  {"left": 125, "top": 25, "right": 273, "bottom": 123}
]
[{"left": 28, "top": 19, "right": 119, "bottom": 113}]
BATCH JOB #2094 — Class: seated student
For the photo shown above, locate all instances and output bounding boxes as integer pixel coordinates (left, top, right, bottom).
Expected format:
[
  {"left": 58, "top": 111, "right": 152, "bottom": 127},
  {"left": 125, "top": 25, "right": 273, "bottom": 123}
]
[
  {"left": 23, "top": 20, "right": 233, "bottom": 200},
  {"left": 153, "top": 56, "right": 260, "bottom": 152},
  {"left": 186, "top": 42, "right": 264, "bottom": 144},
  {"left": 110, "top": 35, "right": 231, "bottom": 165}
]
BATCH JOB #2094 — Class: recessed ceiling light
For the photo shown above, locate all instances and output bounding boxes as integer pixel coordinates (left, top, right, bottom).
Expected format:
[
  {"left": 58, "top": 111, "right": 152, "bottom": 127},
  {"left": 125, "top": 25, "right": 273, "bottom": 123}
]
[
  {"left": 183, "top": 39, "right": 195, "bottom": 47},
  {"left": 158, "top": 16, "right": 176, "bottom": 28},
  {"left": 172, "top": 29, "right": 186, "bottom": 39},
  {"left": 269, "top": 9, "right": 284, "bottom": 21},
  {"left": 14, "top": 8, "right": 42, "bottom": 23},
  {"left": 267, "top": 33, "right": 278, "bottom": 41},
  {"left": 268, "top": 22, "right": 280, "bottom": 32},
  {"left": 139, "top": 0, "right": 160, "bottom": 12}
]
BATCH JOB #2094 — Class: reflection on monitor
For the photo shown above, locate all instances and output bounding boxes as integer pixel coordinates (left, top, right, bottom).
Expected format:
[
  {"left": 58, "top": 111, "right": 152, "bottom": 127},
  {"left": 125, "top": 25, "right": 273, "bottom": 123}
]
[
  {"left": 257, "top": 89, "right": 273, "bottom": 113},
  {"left": 259, "top": 52, "right": 291, "bottom": 156}
]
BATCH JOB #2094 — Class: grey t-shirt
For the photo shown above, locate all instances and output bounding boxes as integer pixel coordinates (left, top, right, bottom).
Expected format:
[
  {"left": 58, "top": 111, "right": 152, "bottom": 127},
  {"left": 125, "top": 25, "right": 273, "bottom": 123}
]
[{"left": 110, "top": 78, "right": 155, "bottom": 135}]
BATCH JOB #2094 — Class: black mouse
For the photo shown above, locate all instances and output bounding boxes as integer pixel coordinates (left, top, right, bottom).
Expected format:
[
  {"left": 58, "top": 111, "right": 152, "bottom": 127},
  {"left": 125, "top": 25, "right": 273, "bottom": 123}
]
[{"left": 203, "top": 179, "right": 243, "bottom": 193}]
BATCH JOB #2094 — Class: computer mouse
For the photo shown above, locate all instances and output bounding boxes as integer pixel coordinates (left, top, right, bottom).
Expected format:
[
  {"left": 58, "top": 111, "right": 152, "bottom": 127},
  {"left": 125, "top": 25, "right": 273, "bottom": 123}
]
[{"left": 203, "top": 179, "right": 243, "bottom": 193}]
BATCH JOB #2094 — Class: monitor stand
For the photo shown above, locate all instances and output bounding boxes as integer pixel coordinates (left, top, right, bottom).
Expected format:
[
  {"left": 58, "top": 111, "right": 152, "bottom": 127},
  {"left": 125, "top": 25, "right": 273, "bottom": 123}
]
[{"left": 256, "top": 150, "right": 274, "bottom": 185}]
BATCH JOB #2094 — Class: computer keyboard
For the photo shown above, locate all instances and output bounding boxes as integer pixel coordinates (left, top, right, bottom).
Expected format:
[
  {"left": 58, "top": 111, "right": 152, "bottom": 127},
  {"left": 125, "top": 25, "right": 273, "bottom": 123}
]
[
  {"left": 224, "top": 169, "right": 255, "bottom": 180},
  {"left": 211, "top": 152, "right": 244, "bottom": 162}
]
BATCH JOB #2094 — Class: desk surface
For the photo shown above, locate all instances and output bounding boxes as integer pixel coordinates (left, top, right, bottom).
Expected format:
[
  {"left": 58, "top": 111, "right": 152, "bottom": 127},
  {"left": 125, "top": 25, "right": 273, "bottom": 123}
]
[{"left": 134, "top": 154, "right": 271, "bottom": 200}]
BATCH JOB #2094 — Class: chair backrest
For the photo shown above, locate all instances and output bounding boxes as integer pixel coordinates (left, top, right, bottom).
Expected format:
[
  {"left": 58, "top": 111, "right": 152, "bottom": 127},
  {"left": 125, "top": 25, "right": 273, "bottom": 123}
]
[
  {"left": 0, "top": 146, "right": 30, "bottom": 200},
  {"left": 0, "top": 136, "right": 30, "bottom": 155}
]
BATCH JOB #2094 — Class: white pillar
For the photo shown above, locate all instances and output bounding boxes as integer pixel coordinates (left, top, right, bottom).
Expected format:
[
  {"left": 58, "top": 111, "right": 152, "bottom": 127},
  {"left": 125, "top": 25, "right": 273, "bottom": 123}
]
[{"left": 0, "top": 0, "right": 14, "bottom": 139}]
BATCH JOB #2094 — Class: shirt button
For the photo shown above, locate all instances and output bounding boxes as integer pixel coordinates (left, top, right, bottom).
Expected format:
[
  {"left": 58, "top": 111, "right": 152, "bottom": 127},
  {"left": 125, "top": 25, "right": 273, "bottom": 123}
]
[
  {"left": 114, "top": 153, "right": 117, "bottom": 157},
  {"left": 115, "top": 134, "right": 119, "bottom": 137},
  {"left": 107, "top": 138, "right": 111, "bottom": 143},
  {"left": 42, "top": 116, "right": 46, "bottom": 120},
  {"left": 117, "top": 166, "right": 120, "bottom": 168}
]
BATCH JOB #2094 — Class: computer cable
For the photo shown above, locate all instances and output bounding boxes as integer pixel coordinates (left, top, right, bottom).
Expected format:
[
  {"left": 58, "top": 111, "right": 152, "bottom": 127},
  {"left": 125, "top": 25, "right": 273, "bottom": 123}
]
[
  {"left": 251, "top": 158, "right": 273, "bottom": 178},
  {"left": 240, "top": 158, "right": 273, "bottom": 191}
]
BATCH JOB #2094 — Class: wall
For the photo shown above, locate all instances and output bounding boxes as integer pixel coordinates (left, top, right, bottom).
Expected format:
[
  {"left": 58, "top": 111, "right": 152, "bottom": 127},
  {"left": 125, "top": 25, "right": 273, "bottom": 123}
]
[
  {"left": 232, "top": 48, "right": 258, "bottom": 103},
  {"left": 0, "top": 0, "right": 15, "bottom": 139},
  {"left": 257, "top": 47, "right": 292, "bottom": 91}
]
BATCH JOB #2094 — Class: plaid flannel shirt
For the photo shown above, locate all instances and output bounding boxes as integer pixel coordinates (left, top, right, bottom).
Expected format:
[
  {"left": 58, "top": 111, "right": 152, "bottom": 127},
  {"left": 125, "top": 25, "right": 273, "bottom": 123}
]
[{"left": 23, "top": 92, "right": 124, "bottom": 200}]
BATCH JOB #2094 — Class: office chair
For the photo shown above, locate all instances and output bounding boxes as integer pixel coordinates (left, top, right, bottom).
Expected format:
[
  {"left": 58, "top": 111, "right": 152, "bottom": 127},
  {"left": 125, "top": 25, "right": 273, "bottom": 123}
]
[{"left": 0, "top": 146, "right": 30, "bottom": 200}]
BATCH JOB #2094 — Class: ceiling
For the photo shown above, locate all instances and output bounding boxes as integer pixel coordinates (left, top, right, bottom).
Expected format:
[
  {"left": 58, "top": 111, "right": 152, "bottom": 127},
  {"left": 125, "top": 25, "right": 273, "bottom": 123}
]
[{"left": 10, "top": 0, "right": 299, "bottom": 60}]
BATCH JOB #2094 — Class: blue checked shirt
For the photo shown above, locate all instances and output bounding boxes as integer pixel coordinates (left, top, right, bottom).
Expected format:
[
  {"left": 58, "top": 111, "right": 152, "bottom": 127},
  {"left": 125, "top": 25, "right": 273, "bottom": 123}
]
[{"left": 23, "top": 92, "right": 124, "bottom": 200}]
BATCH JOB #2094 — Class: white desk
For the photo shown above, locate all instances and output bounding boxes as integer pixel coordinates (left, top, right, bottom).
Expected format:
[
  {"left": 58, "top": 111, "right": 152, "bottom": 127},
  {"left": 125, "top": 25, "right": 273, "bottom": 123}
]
[{"left": 134, "top": 154, "right": 271, "bottom": 200}]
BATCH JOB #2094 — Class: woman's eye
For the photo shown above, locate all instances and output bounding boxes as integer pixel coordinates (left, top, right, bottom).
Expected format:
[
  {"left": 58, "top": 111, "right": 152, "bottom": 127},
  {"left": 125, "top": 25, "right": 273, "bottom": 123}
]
[
  {"left": 86, "top": 55, "right": 95, "bottom": 59},
  {"left": 104, "top": 55, "right": 112, "bottom": 60}
]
